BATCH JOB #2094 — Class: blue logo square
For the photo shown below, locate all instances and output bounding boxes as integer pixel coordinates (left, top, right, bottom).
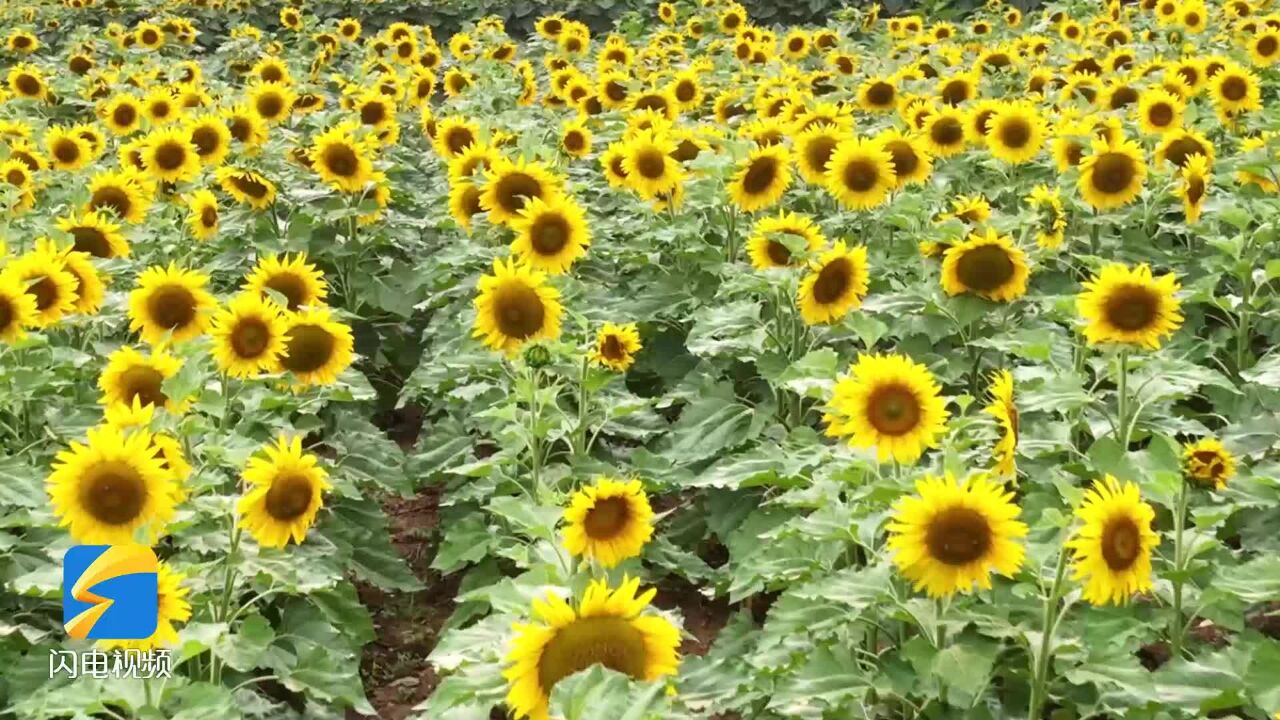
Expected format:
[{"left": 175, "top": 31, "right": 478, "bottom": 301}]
[{"left": 63, "top": 545, "right": 159, "bottom": 641}]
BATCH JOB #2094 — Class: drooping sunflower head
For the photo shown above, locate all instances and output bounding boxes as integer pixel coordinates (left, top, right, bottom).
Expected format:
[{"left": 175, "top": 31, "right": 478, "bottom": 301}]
[
  {"left": 823, "top": 352, "right": 950, "bottom": 464},
  {"left": 1077, "top": 262, "right": 1183, "bottom": 349},
  {"left": 216, "top": 167, "right": 277, "bottom": 210},
  {"left": 504, "top": 577, "right": 680, "bottom": 720},
  {"left": 46, "top": 425, "right": 179, "bottom": 544},
  {"left": 1077, "top": 136, "right": 1147, "bottom": 210},
  {"left": 1181, "top": 438, "right": 1236, "bottom": 489},
  {"left": 796, "top": 241, "right": 869, "bottom": 325},
  {"left": 590, "top": 322, "right": 643, "bottom": 372},
  {"left": 480, "top": 157, "right": 564, "bottom": 225},
  {"left": 1179, "top": 153, "right": 1211, "bottom": 224},
  {"left": 237, "top": 435, "right": 332, "bottom": 548},
  {"left": 728, "top": 144, "right": 793, "bottom": 212},
  {"left": 562, "top": 477, "right": 655, "bottom": 565},
  {"left": 940, "top": 229, "right": 1030, "bottom": 303},
  {"left": 509, "top": 196, "right": 591, "bottom": 275},
  {"left": 472, "top": 257, "right": 564, "bottom": 355},
  {"left": 886, "top": 471, "right": 1027, "bottom": 598},
  {"left": 824, "top": 136, "right": 896, "bottom": 210},
  {"left": 1066, "top": 475, "right": 1159, "bottom": 606},
  {"left": 275, "top": 307, "right": 355, "bottom": 387}
]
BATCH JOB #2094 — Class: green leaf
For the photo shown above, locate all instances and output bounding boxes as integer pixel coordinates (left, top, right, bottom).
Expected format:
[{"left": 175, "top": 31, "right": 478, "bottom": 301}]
[{"left": 487, "top": 495, "right": 561, "bottom": 542}]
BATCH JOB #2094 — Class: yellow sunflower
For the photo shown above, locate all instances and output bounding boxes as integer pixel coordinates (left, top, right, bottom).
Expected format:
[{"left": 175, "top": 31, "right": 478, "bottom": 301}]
[
  {"left": 985, "top": 102, "right": 1045, "bottom": 164},
  {"left": 823, "top": 353, "right": 950, "bottom": 464},
  {"left": 98, "top": 561, "right": 190, "bottom": 652},
  {"left": 1066, "top": 475, "right": 1159, "bottom": 606},
  {"left": 983, "top": 370, "right": 1018, "bottom": 478},
  {"left": 922, "top": 107, "right": 969, "bottom": 157},
  {"left": 473, "top": 258, "right": 563, "bottom": 355},
  {"left": 127, "top": 264, "right": 214, "bottom": 346},
  {"left": 184, "top": 189, "right": 219, "bottom": 241},
  {"left": 46, "top": 425, "right": 178, "bottom": 544},
  {"left": 7, "top": 63, "right": 46, "bottom": 99},
  {"left": 940, "top": 230, "right": 1030, "bottom": 302},
  {"left": 857, "top": 75, "right": 899, "bottom": 112},
  {"left": 216, "top": 167, "right": 277, "bottom": 209},
  {"left": 509, "top": 196, "right": 591, "bottom": 274},
  {"left": 1155, "top": 129, "right": 1214, "bottom": 170},
  {"left": 36, "top": 239, "right": 104, "bottom": 315},
  {"left": 448, "top": 180, "right": 485, "bottom": 231},
  {"left": 1077, "top": 263, "right": 1183, "bottom": 349},
  {"left": 223, "top": 104, "right": 268, "bottom": 150},
  {"left": 211, "top": 293, "right": 286, "bottom": 378},
  {"left": 98, "top": 345, "right": 186, "bottom": 412},
  {"left": 310, "top": 123, "right": 375, "bottom": 193},
  {"left": 1181, "top": 438, "right": 1235, "bottom": 489},
  {"left": 886, "top": 471, "right": 1027, "bottom": 598},
  {"left": 562, "top": 477, "right": 655, "bottom": 566},
  {"left": 876, "top": 129, "right": 933, "bottom": 189},
  {"left": 796, "top": 241, "right": 869, "bottom": 325},
  {"left": 1078, "top": 136, "right": 1147, "bottom": 210},
  {"left": 560, "top": 119, "right": 593, "bottom": 158},
  {"left": 619, "top": 130, "right": 683, "bottom": 199},
  {"left": 590, "top": 322, "right": 643, "bottom": 371},
  {"left": 504, "top": 577, "right": 680, "bottom": 720},
  {"left": 1179, "top": 153, "right": 1210, "bottom": 224},
  {"left": 824, "top": 137, "right": 896, "bottom": 210},
  {"left": 1027, "top": 184, "right": 1067, "bottom": 249},
  {"left": 792, "top": 125, "right": 841, "bottom": 185},
  {"left": 0, "top": 273, "right": 38, "bottom": 343},
  {"left": 1135, "top": 88, "right": 1184, "bottom": 135},
  {"left": 45, "top": 126, "right": 93, "bottom": 171},
  {"left": 143, "top": 88, "right": 181, "bottom": 125},
  {"left": 433, "top": 116, "right": 481, "bottom": 159},
  {"left": 243, "top": 253, "right": 328, "bottom": 311},
  {"left": 2, "top": 250, "right": 79, "bottom": 327},
  {"left": 276, "top": 307, "right": 355, "bottom": 387},
  {"left": 140, "top": 128, "right": 200, "bottom": 184},
  {"left": 727, "top": 144, "right": 793, "bottom": 212},
  {"left": 185, "top": 114, "right": 232, "bottom": 167},
  {"left": 237, "top": 436, "right": 332, "bottom": 548},
  {"left": 746, "top": 210, "right": 825, "bottom": 270},
  {"left": 87, "top": 169, "right": 151, "bottom": 223},
  {"left": 480, "top": 157, "right": 563, "bottom": 225}
]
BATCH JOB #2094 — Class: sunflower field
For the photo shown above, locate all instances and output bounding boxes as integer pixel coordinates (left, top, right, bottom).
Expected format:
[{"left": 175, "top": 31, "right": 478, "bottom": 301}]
[{"left": 4, "top": 0, "right": 1280, "bottom": 718}]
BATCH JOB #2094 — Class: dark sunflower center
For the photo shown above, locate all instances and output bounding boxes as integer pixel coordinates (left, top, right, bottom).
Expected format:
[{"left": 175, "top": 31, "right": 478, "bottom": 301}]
[
  {"left": 29, "top": 275, "right": 61, "bottom": 310},
  {"left": 92, "top": 186, "right": 132, "bottom": 218},
  {"left": 141, "top": 29, "right": 158, "bottom": 43},
  {"left": 674, "top": 80, "right": 696, "bottom": 103},
  {"left": 531, "top": 214, "right": 571, "bottom": 255},
  {"left": 955, "top": 244, "right": 1015, "bottom": 291},
  {"left": 6, "top": 168, "right": 27, "bottom": 186},
  {"left": 1090, "top": 152, "right": 1137, "bottom": 193},
  {"left": 537, "top": 617, "right": 648, "bottom": 692},
  {"left": 941, "top": 80, "right": 970, "bottom": 105},
  {"left": 1101, "top": 516, "right": 1141, "bottom": 570},
  {"left": 264, "top": 473, "right": 314, "bottom": 521},
  {"left": 261, "top": 66, "right": 284, "bottom": 83},
  {"left": 322, "top": 144, "right": 359, "bottom": 177},
  {"left": 81, "top": 464, "right": 148, "bottom": 525},
  {"left": 997, "top": 118, "right": 1032, "bottom": 149},
  {"left": 231, "top": 174, "right": 270, "bottom": 199},
  {"left": 634, "top": 94, "right": 668, "bottom": 113},
  {"left": 1109, "top": 86, "right": 1138, "bottom": 109},
  {"left": 1259, "top": 36, "right": 1278, "bottom": 57},
  {"left": 266, "top": 273, "right": 308, "bottom": 310},
  {"left": 564, "top": 131, "right": 585, "bottom": 152},
  {"left": 799, "top": 136, "right": 835, "bottom": 175},
  {"left": 1192, "top": 450, "right": 1221, "bottom": 469},
  {"left": 1220, "top": 76, "right": 1247, "bottom": 101},
  {"left": 0, "top": 296, "right": 12, "bottom": 331},
  {"left": 229, "top": 316, "right": 271, "bottom": 358},
  {"left": 459, "top": 185, "right": 483, "bottom": 217},
  {"left": 925, "top": 506, "right": 992, "bottom": 565},
  {"left": 604, "top": 81, "right": 627, "bottom": 102},
  {"left": 54, "top": 139, "right": 81, "bottom": 164},
  {"left": 155, "top": 141, "right": 186, "bottom": 170},
  {"left": 200, "top": 206, "right": 218, "bottom": 227},
  {"left": 672, "top": 139, "right": 701, "bottom": 163},
  {"left": 584, "top": 496, "right": 630, "bottom": 539},
  {"left": 113, "top": 104, "right": 137, "bottom": 126},
  {"left": 360, "top": 102, "right": 387, "bottom": 125},
  {"left": 766, "top": 238, "right": 793, "bottom": 266},
  {"left": 281, "top": 324, "right": 336, "bottom": 373},
  {"left": 880, "top": 142, "right": 916, "bottom": 180},
  {"left": 931, "top": 117, "right": 964, "bottom": 146},
  {"left": 841, "top": 158, "right": 879, "bottom": 192},
  {"left": 609, "top": 155, "right": 628, "bottom": 178},
  {"left": 493, "top": 284, "right": 546, "bottom": 339},
  {"left": 812, "top": 257, "right": 852, "bottom": 303},
  {"left": 147, "top": 285, "right": 197, "bottom": 330},
  {"left": 189, "top": 127, "right": 219, "bottom": 156},
  {"left": 15, "top": 74, "right": 40, "bottom": 96},
  {"left": 256, "top": 94, "right": 283, "bottom": 119},
  {"left": 741, "top": 157, "right": 778, "bottom": 195},
  {"left": 150, "top": 102, "right": 172, "bottom": 120},
  {"left": 1148, "top": 103, "right": 1173, "bottom": 127},
  {"left": 446, "top": 128, "right": 475, "bottom": 155},
  {"left": 120, "top": 365, "right": 167, "bottom": 407},
  {"left": 600, "top": 334, "right": 626, "bottom": 361},
  {"left": 1163, "top": 137, "right": 1204, "bottom": 168},
  {"left": 229, "top": 118, "right": 251, "bottom": 142},
  {"left": 867, "top": 384, "right": 922, "bottom": 436},
  {"left": 1103, "top": 284, "right": 1160, "bottom": 331}
]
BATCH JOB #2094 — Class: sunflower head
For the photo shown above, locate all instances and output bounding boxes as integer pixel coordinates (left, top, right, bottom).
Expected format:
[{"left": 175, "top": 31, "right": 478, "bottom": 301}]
[
  {"left": 1066, "top": 475, "right": 1159, "bottom": 606},
  {"left": 244, "top": 253, "right": 328, "bottom": 311},
  {"left": 276, "top": 307, "right": 355, "bottom": 387},
  {"left": 1077, "top": 262, "right": 1183, "bottom": 349},
  {"left": 0, "top": 273, "right": 38, "bottom": 343},
  {"left": 480, "top": 157, "right": 563, "bottom": 225},
  {"left": 127, "top": 263, "right": 215, "bottom": 346},
  {"left": 562, "top": 477, "right": 654, "bottom": 565},
  {"left": 590, "top": 322, "right": 643, "bottom": 371},
  {"left": 1181, "top": 438, "right": 1235, "bottom": 489},
  {"left": 796, "top": 241, "right": 869, "bottom": 325},
  {"left": 824, "top": 353, "right": 950, "bottom": 464},
  {"left": 510, "top": 196, "right": 591, "bottom": 275},
  {"left": 1078, "top": 136, "right": 1148, "bottom": 210},
  {"left": 940, "top": 229, "right": 1030, "bottom": 302},
  {"left": 237, "top": 436, "right": 332, "bottom": 548},
  {"left": 473, "top": 258, "right": 564, "bottom": 355},
  {"left": 728, "top": 144, "right": 793, "bottom": 212},
  {"left": 825, "top": 137, "right": 896, "bottom": 210}
]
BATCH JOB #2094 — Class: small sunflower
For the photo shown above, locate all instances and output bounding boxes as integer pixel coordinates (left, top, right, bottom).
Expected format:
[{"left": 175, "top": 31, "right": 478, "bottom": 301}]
[
  {"left": 216, "top": 167, "right": 277, "bottom": 209},
  {"left": 140, "top": 128, "right": 200, "bottom": 184},
  {"left": 746, "top": 210, "right": 825, "bottom": 270},
  {"left": 98, "top": 346, "right": 186, "bottom": 412},
  {"left": 87, "top": 169, "right": 152, "bottom": 223},
  {"left": 797, "top": 241, "right": 869, "bottom": 325},
  {"left": 1155, "top": 129, "right": 1214, "bottom": 169},
  {"left": 509, "top": 196, "right": 591, "bottom": 274},
  {"left": 223, "top": 105, "right": 268, "bottom": 149},
  {"left": 184, "top": 189, "right": 219, "bottom": 241},
  {"left": 1077, "top": 263, "right": 1183, "bottom": 349},
  {"left": 824, "top": 137, "right": 896, "bottom": 210},
  {"left": 247, "top": 82, "right": 296, "bottom": 125},
  {"left": 36, "top": 239, "right": 104, "bottom": 315},
  {"left": 1181, "top": 438, "right": 1235, "bottom": 489},
  {"left": 876, "top": 128, "right": 933, "bottom": 188},
  {"left": 857, "top": 76, "right": 898, "bottom": 111},
  {"left": 448, "top": 180, "right": 485, "bottom": 231},
  {"left": 310, "top": 123, "right": 375, "bottom": 193},
  {"left": 923, "top": 107, "right": 969, "bottom": 158},
  {"left": 480, "top": 157, "right": 563, "bottom": 225},
  {"left": 185, "top": 114, "right": 232, "bottom": 167},
  {"left": 1135, "top": 88, "right": 1184, "bottom": 135},
  {"left": 143, "top": 88, "right": 180, "bottom": 125},
  {"left": 58, "top": 209, "right": 126, "bottom": 259},
  {"left": 560, "top": 119, "right": 593, "bottom": 158},
  {"left": 237, "top": 436, "right": 332, "bottom": 548},
  {"left": 127, "top": 263, "right": 215, "bottom": 346},
  {"left": 276, "top": 307, "right": 355, "bottom": 386},
  {"left": 727, "top": 144, "right": 793, "bottom": 212},
  {"left": 619, "top": 130, "right": 683, "bottom": 199},
  {"left": 243, "top": 253, "right": 328, "bottom": 311},
  {"left": 983, "top": 370, "right": 1018, "bottom": 478},
  {"left": 2, "top": 250, "right": 79, "bottom": 327},
  {"left": 45, "top": 126, "right": 93, "bottom": 171},
  {"left": 985, "top": 102, "right": 1045, "bottom": 164},
  {"left": 940, "top": 230, "right": 1030, "bottom": 302},
  {"left": 1026, "top": 185, "right": 1067, "bottom": 249},
  {"left": 590, "top": 323, "right": 643, "bottom": 371},
  {"left": 1178, "top": 153, "right": 1210, "bottom": 224},
  {"left": 823, "top": 353, "right": 950, "bottom": 464},
  {"left": 1078, "top": 136, "right": 1147, "bottom": 210},
  {"left": 433, "top": 116, "right": 481, "bottom": 160},
  {"left": 1067, "top": 475, "right": 1159, "bottom": 606},
  {"left": 886, "top": 471, "right": 1027, "bottom": 598},
  {"left": 473, "top": 258, "right": 563, "bottom": 355},
  {"left": 0, "top": 273, "right": 38, "bottom": 343},
  {"left": 7, "top": 63, "right": 46, "bottom": 99},
  {"left": 562, "top": 477, "right": 655, "bottom": 566},
  {"left": 46, "top": 425, "right": 178, "bottom": 544},
  {"left": 504, "top": 578, "right": 680, "bottom": 720}
]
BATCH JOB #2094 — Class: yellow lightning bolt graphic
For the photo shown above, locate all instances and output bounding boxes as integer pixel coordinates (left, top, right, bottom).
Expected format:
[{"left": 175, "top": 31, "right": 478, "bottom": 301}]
[{"left": 64, "top": 546, "right": 157, "bottom": 640}]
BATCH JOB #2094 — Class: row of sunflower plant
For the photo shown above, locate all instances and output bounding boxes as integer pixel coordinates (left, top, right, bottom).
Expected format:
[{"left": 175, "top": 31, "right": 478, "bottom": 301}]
[{"left": 1, "top": 0, "right": 1279, "bottom": 719}]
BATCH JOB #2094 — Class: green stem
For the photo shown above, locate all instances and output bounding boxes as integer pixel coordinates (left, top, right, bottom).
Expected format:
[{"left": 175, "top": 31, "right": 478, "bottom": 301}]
[
  {"left": 725, "top": 205, "right": 738, "bottom": 264},
  {"left": 143, "top": 678, "right": 153, "bottom": 708},
  {"left": 1028, "top": 546, "right": 1071, "bottom": 720},
  {"left": 1170, "top": 480, "right": 1190, "bottom": 659},
  {"left": 1236, "top": 267, "right": 1253, "bottom": 373},
  {"left": 968, "top": 347, "right": 986, "bottom": 398},
  {"left": 935, "top": 597, "right": 948, "bottom": 649},
  {"left": 211, "top": 525, "right": 243, "bottom": 684},
  {"left": 527, "top": 367, "right": 544, "bottom": 501},
  {"left": 573, "top": 355, "right": 589, "bottom": 459},
  {"left": 1115, "top": 351, "right": 1130, "bottom": 448},
  {"left": 220, "top": 373, "right": 235, "bottom": 432},
  {"left": 1088, "top": 218, "right": 1100, "bottom": 256}
]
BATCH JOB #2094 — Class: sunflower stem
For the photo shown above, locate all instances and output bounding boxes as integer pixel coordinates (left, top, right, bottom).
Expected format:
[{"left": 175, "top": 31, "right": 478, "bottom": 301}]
[
  {"left": 1236, "top": 262, "right": 1253, "bottom": 374},
  {"left": 573, "top": 354, "right": 589, "bottom": 459},
  {"left": 211, "top": 524, "right": 243, "bottom": 684},
  {"left": 1028, "top": 545, "right": 1071, "bottom": 720},
  {"left": 1169, "top": 479, "right": 1190, "bottom": 659},
  {"left": 724, "top": 205, "right": 738, "bottom": 264},
  {"left": 143, "top": 678, "right": 153, "bottom": 708},
  {"left": 219, "top": 373, "right": 236, "bottom": 432},
  {"left": 1088, "top": 217, "right": 1100, "bottom": 256},
  {"left": 1115, "top": 351, "right": 1130, "bottom": 448},
  {"left": 527, "top": 366, "right": 544, "bottom": 502}
]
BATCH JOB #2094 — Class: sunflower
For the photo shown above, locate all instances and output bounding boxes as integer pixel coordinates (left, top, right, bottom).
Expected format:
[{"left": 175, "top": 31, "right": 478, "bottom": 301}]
[
  {"left": 143, "top": 88, "right": 180, "bottom": 125},
  {"left": 216, "top": 167, "right": 277, "bottom": 209},
  {"left": 1066, "top": 475, "right": 1159, "bottom": 606},
  {"left": 102, "top": 95, "right": 143, "bottom": 136},
  {"left": 139, "top": 128, "right": 200, "bottom": 184},
  {"left": 747, "top": 210, "right": 825, "bottom": 270},
  {"left": 184, "top": 189, "right": 219, "bottom": 241},
  {"left": 923, "top": 107, "right": 969, "bottom": 157},
  {"left": 1156, "top": 129, "right": 1214, "bottom": 170},
  {"left": 823, "top": 353, "right": 950, "bottom": 464},
  {"left": 57, "top": 211, "right": 129, "bottom": 259},
  {"left": 796, "top": 241, "right": 870, "bottom": 325},
  {"left": 560, "top": 119, "right": 593, "bottom": 158},
  {"left": 983, "top": 370, "right": 1018, "bottom": 478},
  {"left": 473, "top": 258, "right": 563, "bottom": 355},
  {"left": 1181, "top": 438, "right": 1235, "bottom": 489},
  {"left": 824, "top": 137, "right": 896, "bottom": 210},
  {"left": 940, "top": 230, "right": 1030, "bottom": 303},
  {"left": 134, "top": 22, "right": 164, "bottom": 49},
  {"left": 938, "top": 73, "right": 978, "bottom": 106},
  {"left": 985, "top": 102, "right": 1045, "bottom": 164},
  {"left": 2, "top": 250, "right": 78, "bottom": 327},
  {"left": 590, "top": 322, "right": 643, "bottom": 372},
  {"left": 448, "top": 180, "right": 485, "bottom": 231},
  {"left": 276, "top": 307, "right": 355, "bottom": 386},
  {"left": 433, "top": 116, "right": 480, "bottom": 160},
  {"left": 45, "top": 127, "right": 92, "bottom": 172},
  {"left": 1178, "top": 153, "right": 1210, "bottom": 225},
  {"left": 310, "top": 124, "right": 375, "bottom": 193},
  {"left": 36, "top": 239, "right": 104, "bottom": 315},
  {"left": 1135, "top": 88, "right": 1184, "bottom": 135},
  {"left": 509, "top": 196, "right": 590, "bottom": 275},
  {"left": 237, "top": 436, "right": 331, "bottom": 548},
  {"left": 0, "top": 273, "right": 38, "bottom": 343},
  {"left": 1077, "top": 263, "right": 1183, "bottom": 349},
  {"left": 223, "top": 105, "right": 268, "bottom": 149},
  {"left": 886, "top": 471, "right": 1026, "bottom": 598},
  {"left": 97, "top": 561, "right": 190, "bottom": 653},
  {"left": 1027, "top": 184, "right": 1067, "bottom": 249},
  {"left": 504, "top": 577, "right": 680, "bottom": 720},
  {"left": 7, "top": 30, "right": 37, "bottom": 53},
  {"left": 7, "top": 63, "right": 46, "bottom": 99},
  {"left": 98, "top": 346, "right": 185, "bottom": 412},
  {"left": 243, "top": 253, "right": 328, "bottom": 311},
  {"left": 877, "top": 129, "right": 933, "bottom": 189},
  {"left": 1078, "top": 136, "right": 1147, "bottom": 210},
  {"left": 1236, "top": 135, "right": 1277, "bottom": 192},
  {"left": 47, "top": 425, "right": 178, "bottom": 544},
  {"left": 185, "top": 114, "right": 231, "bottom": 167},
  {"left": 619, "top": 129, "right": 685, "bottom": 200},
  {"left": 125, "top": 265, "right": 209, "bottom": 347},
  {"left": 87, "top": 169, "right": 152, "bottom": 223},
  {"left": 480, "top": 157, "right": 563, "bottom": 225},
  {"left": 727, "top": 145, "right": 792, "bottom": 213},
  {"left": 562, "top": 477, "right": 654, "bottom": 566},
  {"left": 791, "top": 126, "right": 841, "bottom": 185},
  {"left": 247, "top": 81, "right": 296, "bottom": 125},
  {"left": 855, "top": 75, "right": 898, "bottom": 112},
  {"left": 1248, "top": 30, "right": 1280, "bottom": 66}
]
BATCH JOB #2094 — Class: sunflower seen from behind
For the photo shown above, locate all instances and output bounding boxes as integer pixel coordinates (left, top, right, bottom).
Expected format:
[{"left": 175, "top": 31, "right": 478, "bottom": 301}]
[
  {"left": 473, "top": 258, "right": 563, "bottom": 355},
  {"left": 940, "top": 229, "right": 1030, "bottom": 302},
  {"left": 1181, "top": 438, "right": 1235, "bottom": 489},
  {"left": 887, "top": 471, "right": 1027, "bottom": 598},
  {"left": 562, "top": 477, "right": 655, "bottom": 567},
  {"left": 1066, "top": 475, "right": 1159, "bottom": 606},
  {"left": 1077, "top": 263, "right": 1183, "bottom": 349},
  {"left": 824, "top": 353, "right": 950, "bottom": 464},
  {"left": 509, "top": 196, "right": 591, "bottom": 275},
  {"left": 590, "top": 322, "right": 642, "bottom": 371},
  {"left": 237, "top": 435, "right": 331, "bottom": 548},
  {"left": 128, "top": 263, "right": 215, "bottom": 346},
  {"left": 504, "top": 577, "right": 679, "bottom": 720}
]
